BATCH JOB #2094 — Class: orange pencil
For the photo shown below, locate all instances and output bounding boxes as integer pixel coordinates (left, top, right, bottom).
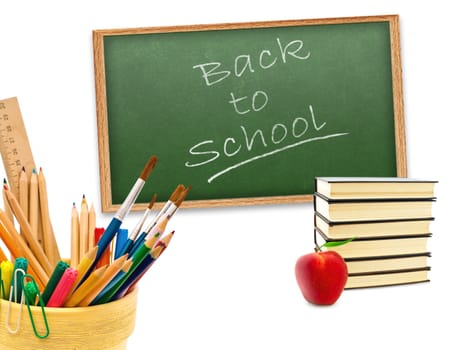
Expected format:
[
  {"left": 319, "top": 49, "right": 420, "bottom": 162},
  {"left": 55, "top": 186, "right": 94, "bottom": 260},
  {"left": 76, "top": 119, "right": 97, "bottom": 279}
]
[
  {"left": 3, "top": 184, "right": 53, "bottom": 275},
  {"left": 0, "top": 209, "right": 49, "bottom": 287}
]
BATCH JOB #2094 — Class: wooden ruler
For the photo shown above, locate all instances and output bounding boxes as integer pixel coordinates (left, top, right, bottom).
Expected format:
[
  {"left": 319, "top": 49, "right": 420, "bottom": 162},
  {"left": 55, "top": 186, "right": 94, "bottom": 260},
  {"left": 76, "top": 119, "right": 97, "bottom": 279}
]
[{"left": 0, "top": 97, "right": 36, "bottom": 199}]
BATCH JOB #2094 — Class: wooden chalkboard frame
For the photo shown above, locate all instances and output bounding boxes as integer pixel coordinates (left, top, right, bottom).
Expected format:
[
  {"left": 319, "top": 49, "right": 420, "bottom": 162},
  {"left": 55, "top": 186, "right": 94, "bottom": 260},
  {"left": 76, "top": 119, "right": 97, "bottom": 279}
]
[{"left": 93, "top": 14, "right": 406, "bottom": 212}]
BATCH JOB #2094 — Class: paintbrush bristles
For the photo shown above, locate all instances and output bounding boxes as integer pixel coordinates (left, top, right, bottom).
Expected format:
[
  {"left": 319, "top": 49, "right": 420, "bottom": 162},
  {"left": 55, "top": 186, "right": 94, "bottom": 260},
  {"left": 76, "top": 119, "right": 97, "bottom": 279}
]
[
  {"left": 175, "top": 185, "right": 191, "bottom": 207},
  {"left": 149, "top": 193, "right": 157, "bottom": 208},
  {"left": 169, "top": 184, "right": 185, "bottom": 201},
  {"left": 139, "top": 156, "right": 158, "bottom": 181}
]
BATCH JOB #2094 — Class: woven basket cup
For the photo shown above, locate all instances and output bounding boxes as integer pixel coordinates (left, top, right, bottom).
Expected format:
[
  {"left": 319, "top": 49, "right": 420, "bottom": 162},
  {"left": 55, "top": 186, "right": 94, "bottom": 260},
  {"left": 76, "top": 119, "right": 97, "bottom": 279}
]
[{"left": 0, "top": 288, "right": 138, "bottom": 350}]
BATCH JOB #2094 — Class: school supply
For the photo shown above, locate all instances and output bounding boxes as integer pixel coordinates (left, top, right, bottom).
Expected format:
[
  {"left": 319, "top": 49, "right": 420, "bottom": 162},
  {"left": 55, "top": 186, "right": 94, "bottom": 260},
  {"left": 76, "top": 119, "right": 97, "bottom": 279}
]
[
  {"left": 0, "top": 260, "right": 13, "bottom": 300},
  {"left": 71, "top": 246, "right": 98, "bottom": 292},
  {"left": 79, "top": 194, "right": 89, "bottom": 261},
  {"left": 114, "top": 228, "right": 128, "bottom": 260},
  {"left": 80, "top": 155, "right": 157, "bottom": 285},
  {"left": 12, "top": 257, "right": 28, "bottom": 302},
  {"left": 40, "top": 260, "right": 69, "bottom": 305},
  {"left": 95, "top": 234, "right": 159, "bottom": 304},
  {"left": 64, "top": 265, "right": 106, "bottom": 307},
  {"left": 46, "top": 267, "right": 78, "bottom": 307},
  {"left": 90, "top": 258, "right": 133, "bottom": 306},
  {"left": 118, "top": 193, "right": 157, "bottom": 258},
  {"left": 20, "top": 274, "right": 49, "bottom": 339},
  {"left": 70, "top": 202, "right": 80, "bottom": 267},
  {"left": 77, "top": 254, "right": 129, "bottom": 307},
  {"left": 117, "top": 231, "right": 174, "bottom": 299}
]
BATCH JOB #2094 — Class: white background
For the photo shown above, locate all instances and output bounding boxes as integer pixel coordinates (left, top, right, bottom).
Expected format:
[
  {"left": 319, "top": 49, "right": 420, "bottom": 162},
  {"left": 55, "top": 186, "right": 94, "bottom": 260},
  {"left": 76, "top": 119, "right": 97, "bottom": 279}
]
[{"left": 1, "top": 1, "right": 467, "bottom": 349}]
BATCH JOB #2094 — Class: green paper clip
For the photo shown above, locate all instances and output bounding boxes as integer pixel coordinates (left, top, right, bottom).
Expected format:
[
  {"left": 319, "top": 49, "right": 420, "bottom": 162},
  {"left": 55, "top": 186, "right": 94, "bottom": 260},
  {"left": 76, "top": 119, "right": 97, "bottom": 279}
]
[{"left": 21, "top": 274, "right": 49, "bottom": 339}]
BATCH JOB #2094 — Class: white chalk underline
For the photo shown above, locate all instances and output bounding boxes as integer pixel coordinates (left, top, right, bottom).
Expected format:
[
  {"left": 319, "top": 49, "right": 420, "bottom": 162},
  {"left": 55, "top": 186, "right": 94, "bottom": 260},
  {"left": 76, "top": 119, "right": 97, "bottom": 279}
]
[{"left": 207, "top": 132, "right": 350, "bottom": 183}]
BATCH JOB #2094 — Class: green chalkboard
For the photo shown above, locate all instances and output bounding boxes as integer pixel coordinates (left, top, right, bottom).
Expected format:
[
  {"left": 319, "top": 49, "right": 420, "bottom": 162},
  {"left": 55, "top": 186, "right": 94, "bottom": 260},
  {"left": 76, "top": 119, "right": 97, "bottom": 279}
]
[{"left": 93, "top": 15, "right": 406, "bottom": 211}]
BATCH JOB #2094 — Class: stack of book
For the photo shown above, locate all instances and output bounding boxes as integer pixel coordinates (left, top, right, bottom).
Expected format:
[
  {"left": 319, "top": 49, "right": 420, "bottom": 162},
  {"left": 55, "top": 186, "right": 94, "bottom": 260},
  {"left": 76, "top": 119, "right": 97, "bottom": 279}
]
[{"left": 313, "top": 177, "right": 437, "bottom": 289}]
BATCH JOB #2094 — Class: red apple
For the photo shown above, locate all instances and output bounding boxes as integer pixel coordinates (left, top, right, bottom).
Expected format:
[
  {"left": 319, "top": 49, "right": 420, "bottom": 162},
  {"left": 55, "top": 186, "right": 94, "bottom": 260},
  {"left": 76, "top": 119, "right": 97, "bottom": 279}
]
[{"left": 295, "top": 250, "right": 348, "bottom": 305}]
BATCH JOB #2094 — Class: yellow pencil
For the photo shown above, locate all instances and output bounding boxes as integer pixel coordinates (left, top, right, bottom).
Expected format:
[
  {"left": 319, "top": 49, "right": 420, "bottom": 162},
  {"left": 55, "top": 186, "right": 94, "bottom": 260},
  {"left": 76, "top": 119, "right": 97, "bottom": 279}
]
[
  {"left": 79, "top": 194, "right": 89, "bottom": 261},
  {"left": 38, "top": 167, "right": 61, "bottom": 265},
  {"left": 88, "top": 202, "right": 96, "bottom": 251},
  {"left": 71, "top": 202, "right": 80, "bottom": 268},
  {"left": 70, "top": 245, "right": 98, "bottom": 292},
  {"left": 64, "top": 265, "right": 106, "bottom": 307},
  {"left": 77, "top": 254, "right": 129, "bottom": 307}
]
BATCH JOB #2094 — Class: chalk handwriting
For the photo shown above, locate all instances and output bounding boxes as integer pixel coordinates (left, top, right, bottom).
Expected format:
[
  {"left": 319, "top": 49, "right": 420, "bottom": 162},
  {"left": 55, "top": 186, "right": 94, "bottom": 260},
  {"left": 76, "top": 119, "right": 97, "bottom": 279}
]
[
  {"left": 185, "top": 104, "right": 349, "bottom": 183},
  {"left": 192, "top": 38, "right": 311, "bottom": 86}
]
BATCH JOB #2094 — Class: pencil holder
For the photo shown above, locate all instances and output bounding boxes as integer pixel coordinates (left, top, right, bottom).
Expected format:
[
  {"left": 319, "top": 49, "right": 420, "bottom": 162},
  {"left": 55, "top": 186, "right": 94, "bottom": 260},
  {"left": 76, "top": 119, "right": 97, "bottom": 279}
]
[{"left": 0, "top": 288, "right": 138, "bottom": 350}]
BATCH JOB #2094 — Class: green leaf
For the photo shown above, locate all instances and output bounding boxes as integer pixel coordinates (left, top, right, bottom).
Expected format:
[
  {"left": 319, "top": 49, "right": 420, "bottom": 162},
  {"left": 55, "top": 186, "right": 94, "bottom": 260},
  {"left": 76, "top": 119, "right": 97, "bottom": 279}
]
[
  {"left": 321, "top": 237, "right": 355, "bottom": 249},
  {"left": 323, "top": 237, "right": 355, "bottom": 247}
]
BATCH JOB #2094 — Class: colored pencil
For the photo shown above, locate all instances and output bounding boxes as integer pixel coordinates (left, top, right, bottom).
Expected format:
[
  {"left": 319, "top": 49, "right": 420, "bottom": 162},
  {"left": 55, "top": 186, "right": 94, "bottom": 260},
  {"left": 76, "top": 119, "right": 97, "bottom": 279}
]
[
  {"left": 64, "top": 265, "right": 106, "bottom": 307},
  {"left": 3, "top": 184, "right": 54, "bottom": 275},
  {"left": 129, "top": 214, "right": 169, "bottom": 256},
  {"left": 77, "top": 254, "right": 129, "bottom": 307},
  {"left": 0, "top": 213, "right": 47, "bottom": 289},
  {"left": 95, "top": 234, "right": 158, "bottom": 304},
  {"left": 71, "top": 245, "right": 98, "bottom": 293},
  {"left": 38, "top": 167, "right": 61, "bottom": 265},
  {"left": 0, "top": 244, "right": 7, "bottom": 262},
  {"left": 82, "top": 155, "right": 157, "bottom": 284},
  {"left": 118, "top": 231, "right": 174, "bottom": 299},
  {"left": 90, "top": 257, "right": 133, "bottom": 305}
]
